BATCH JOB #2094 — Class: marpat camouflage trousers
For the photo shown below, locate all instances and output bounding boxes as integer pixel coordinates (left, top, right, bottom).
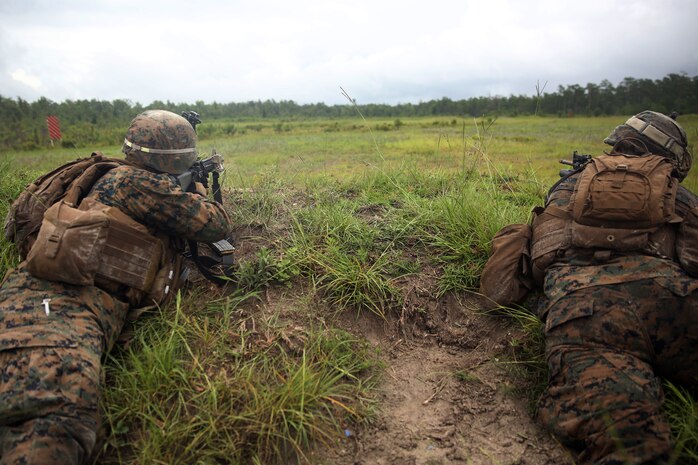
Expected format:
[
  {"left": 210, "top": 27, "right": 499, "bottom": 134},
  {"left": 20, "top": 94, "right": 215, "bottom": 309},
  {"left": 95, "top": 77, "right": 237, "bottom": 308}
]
[
  {"left": 0, "top": 347, "right": 100, "bottom": 465},
  {"left": 538, "top": 279, "right": 698, "bottom": 465},
  {"left": 0, "top": 267, "right": 129, "bottom": 465}
]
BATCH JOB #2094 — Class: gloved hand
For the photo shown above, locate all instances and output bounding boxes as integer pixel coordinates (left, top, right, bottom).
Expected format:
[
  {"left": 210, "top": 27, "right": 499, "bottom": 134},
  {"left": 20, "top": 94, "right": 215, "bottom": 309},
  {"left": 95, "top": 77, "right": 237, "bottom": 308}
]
[{"left": 193, "top": 182, "right": 208, "bottom": 197}]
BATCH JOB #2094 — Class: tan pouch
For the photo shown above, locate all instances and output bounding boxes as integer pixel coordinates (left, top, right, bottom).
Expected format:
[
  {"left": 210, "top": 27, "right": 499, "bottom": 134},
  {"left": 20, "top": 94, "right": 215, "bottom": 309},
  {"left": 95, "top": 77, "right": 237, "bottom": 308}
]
[
  {"left": 572, "top": 154, "right": 677, "bottom": 229},
  {"left": 26, "top": 200, "right": 109, "bottom": 286},
  {"left": 530, "top": 205, "right": 569, "bottom": 285},
  {"left": 569, "top": 223, "right": 652, "bottom": 252},
  {"left": 480, "top": 224, "right": 533, "bottom": 307},
  {"left": 79, "top": 198, "right": 163, "bottom": 292}
]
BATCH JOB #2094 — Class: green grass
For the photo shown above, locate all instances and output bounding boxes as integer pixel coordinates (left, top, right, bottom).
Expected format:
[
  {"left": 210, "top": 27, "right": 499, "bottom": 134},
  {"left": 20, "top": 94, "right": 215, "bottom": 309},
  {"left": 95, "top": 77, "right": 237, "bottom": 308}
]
[
  {"left": 665, "top": 381, "right": 698, "bottom": 464},
  {"left": 0, "top": 160, "right": 31, "bottom": 271},
  {"left": 1, "top": 114, "right": 696, "bottom": 463},
  {"left": 97, "top": 292, "right": 380, "bottom": 464}
]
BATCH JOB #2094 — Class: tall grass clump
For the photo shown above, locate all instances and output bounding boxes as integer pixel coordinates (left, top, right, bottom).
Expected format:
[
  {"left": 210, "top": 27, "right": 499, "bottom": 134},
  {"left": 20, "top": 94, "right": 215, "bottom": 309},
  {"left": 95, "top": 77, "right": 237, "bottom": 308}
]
[
  {"left": 0, "top": 162, "right": 36, "bottom": 273},
  {"left": 664, "top": 381, "right": 698, "bottom": 464},
  {"left": 288, "top": 199, "right": 401, "bottom": 318},
  {"left": 308, "top": 241, "right": 400, "bottom": 318},
  {"left": 421, "top": 176, "right": 536, "bottom": 295},
  {"left": 236, "top": 246, "right": 299, "bottom": 292},
  {"left": 98, "top": 292, "right": 380, "bottom": 464}
]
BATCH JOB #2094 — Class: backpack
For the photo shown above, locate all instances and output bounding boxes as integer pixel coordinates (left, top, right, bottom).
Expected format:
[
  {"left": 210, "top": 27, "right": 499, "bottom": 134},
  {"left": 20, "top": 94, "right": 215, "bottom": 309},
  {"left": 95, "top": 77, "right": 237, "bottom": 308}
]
[
  {"left": 4, "top": 151, "right": 233, "bottom": 297},
  {"left": 530, "top": 153, "right": 680, "bottom": 282},
  {"left": 571, "top": 154, "right": 678, "bottom": 229},
  {"left": 5, "top": 153, "right": 184, "bottom": 308},
  {"left": 4, "top": 152, "right": 129, "bottom": 259}
]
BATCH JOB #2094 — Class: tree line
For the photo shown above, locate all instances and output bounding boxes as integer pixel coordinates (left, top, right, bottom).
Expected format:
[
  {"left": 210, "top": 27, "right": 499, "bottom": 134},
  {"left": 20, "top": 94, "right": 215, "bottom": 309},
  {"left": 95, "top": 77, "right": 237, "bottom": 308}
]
[{"left": 0, "top": 73, "right": 696, "bottom": 151}]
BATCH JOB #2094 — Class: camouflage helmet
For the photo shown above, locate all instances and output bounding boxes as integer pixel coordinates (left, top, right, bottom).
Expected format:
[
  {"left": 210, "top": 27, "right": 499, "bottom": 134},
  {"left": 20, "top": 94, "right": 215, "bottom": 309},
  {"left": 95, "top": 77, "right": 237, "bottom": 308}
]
[
  {"left": 604, "top": 110, "right": 692, "bottom": 180},
  {"left": 122, "top": 110, "right": 198, "bottom": 174}
]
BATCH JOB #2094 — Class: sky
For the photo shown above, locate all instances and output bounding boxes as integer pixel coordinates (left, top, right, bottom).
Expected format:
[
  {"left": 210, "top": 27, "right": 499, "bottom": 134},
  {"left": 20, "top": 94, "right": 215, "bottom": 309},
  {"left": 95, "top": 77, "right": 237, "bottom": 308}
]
[{"left": 1, "top": 0, "right": 697, "bottom": 106}]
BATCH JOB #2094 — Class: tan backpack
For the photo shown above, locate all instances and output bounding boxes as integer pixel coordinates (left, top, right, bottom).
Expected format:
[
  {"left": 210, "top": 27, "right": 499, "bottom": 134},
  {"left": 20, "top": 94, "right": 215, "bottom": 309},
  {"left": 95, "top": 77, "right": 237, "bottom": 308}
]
[
  {"left": 4, "top": 152, "right": 129, "bottom": 259},
  {"left": 530, "top": 154, "right": 680, "bottom": 282},
  {"left": 480, "top": 224, "right": 534, "bottom": 307},
  {"left": 571, "top": 154, "right": 678, "bottom": 229},
  {"left": 6, "top": 153, "right": 180, "bottom": 307},
  {"left": 25, "top": 198, "right": 164, "bottom": 292}
]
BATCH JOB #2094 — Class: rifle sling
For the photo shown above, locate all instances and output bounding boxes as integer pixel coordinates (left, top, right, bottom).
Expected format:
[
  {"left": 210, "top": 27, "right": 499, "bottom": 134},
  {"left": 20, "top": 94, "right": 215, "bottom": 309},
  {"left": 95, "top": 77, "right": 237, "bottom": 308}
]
[
  {"left": 212, "top": 172, "right": 223, "bottom": 204},
  {"left": 187, "top": 240, "right": 235, "bottom": 286},
  {"left": 184, "top": 168, "right": 232, "bottom": 286}
]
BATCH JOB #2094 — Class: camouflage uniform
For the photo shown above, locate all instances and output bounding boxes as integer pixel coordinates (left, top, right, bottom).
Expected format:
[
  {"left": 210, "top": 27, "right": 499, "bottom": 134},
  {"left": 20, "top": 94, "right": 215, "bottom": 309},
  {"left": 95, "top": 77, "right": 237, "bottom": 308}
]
[
  {"left": 0, "top": 165, "right": 231, "bottom": 464},
  {"left": 536, "top": 171, "right": 698, "bottom": 464}
]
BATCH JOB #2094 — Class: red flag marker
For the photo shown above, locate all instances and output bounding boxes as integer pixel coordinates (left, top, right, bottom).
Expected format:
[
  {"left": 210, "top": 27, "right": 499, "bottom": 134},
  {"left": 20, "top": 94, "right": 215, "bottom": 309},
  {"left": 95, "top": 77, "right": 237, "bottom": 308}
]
[{"left": 46, "top": 115, "right": 61, "bottom": 140}]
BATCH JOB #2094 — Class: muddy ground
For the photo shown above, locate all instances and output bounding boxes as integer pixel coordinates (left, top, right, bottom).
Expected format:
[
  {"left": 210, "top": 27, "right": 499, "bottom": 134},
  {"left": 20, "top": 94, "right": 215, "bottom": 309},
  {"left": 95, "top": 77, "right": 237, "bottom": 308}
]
[{"left": 228, "top": 223, "right": 576, "bottom": 465}]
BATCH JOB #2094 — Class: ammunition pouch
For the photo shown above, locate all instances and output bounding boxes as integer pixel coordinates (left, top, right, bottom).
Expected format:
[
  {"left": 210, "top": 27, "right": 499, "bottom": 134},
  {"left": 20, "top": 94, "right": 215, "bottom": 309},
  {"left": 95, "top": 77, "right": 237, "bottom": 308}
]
[
  {"left": 25, "top": 198, "right": 176, "bottom": 306},
  {"left": 26, "top": 200, "right": 110, "bottom": 286},
  {"left": 80, "top": 198, "right": 163, "bottom": 292}
]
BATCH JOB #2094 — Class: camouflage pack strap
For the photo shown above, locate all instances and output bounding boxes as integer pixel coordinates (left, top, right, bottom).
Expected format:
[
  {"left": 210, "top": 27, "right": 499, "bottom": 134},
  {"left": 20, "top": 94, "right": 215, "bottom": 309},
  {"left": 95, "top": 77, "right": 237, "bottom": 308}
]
[
  {"left": 64, "top": 160, "right": 132, "bottom": 206},
  {"left": 530, "top": 205, "right": 570, "bottom": 284}
]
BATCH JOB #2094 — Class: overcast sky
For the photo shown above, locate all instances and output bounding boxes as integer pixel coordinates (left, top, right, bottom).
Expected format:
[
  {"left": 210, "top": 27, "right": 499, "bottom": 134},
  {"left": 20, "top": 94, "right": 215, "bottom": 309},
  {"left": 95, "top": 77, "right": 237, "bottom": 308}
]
[{"left": 1, "top": 0, "right": 697, "bottom": 105}]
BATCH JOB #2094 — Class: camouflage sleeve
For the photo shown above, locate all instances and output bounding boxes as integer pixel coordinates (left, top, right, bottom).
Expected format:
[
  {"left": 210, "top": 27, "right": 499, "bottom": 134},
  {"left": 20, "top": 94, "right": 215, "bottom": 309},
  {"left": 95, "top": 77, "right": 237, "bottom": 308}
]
[
  {"left": 89, "top": 166, "right": 232, "bottom": 243},
  {"left": 675, "top": 185, "right": 698, "bottom": 217},
  {"left": 545, "top": 172, "right": 578, "bottom": 208},
  {"left": 676, "top": 186, "right": 698, "bottom": 276}
]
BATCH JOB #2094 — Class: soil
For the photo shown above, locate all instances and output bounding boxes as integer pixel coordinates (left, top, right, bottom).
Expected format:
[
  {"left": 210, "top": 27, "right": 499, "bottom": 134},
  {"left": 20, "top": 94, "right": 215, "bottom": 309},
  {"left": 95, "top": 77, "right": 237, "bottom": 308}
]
[
  {"left": 308, "top": 291, "right": 576, "bottom": 465},
  {"left": 226, "top": 210, "right": 576, "bottom": 465}
]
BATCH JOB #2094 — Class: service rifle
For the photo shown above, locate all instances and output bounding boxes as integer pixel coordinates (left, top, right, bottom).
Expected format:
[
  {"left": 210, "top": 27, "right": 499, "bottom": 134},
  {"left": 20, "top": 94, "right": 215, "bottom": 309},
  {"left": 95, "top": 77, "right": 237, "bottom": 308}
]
[{"left": 174, "top": 111, "right": 236, "bottom": 285}]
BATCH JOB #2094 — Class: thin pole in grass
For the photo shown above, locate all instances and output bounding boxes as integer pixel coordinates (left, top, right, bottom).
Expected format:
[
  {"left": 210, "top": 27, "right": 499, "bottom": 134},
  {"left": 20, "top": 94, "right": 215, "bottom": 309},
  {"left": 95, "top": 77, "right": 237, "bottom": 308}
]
[
  {"left": 339, "top": 86, "right": 411, "bottom": 197},
  {"left": 468, "top": 115, "right": 519, "bottom": 196},
  {"left": 534, "top": 80, "right": 547, "bottom": 117},
  {"left": 339, "top": 87, "right": 385, "bottom": 162}
]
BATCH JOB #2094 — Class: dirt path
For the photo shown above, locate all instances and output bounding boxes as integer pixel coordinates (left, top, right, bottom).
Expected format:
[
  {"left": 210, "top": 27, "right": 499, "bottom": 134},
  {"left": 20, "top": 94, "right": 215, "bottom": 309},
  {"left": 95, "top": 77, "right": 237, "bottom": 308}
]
[{"left": 305, "top": 292, "right": 573, "bottom": 465}]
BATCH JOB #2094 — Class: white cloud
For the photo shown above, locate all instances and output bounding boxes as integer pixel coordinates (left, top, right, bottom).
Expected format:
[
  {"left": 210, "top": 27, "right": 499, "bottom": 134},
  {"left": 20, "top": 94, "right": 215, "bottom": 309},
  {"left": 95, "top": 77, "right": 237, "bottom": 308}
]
[
  {"left": 10, "top": 68, "right": 42, "bottom": 89},
  {"left": 0, "top": 0, "right": 697, "bottom": 104}
]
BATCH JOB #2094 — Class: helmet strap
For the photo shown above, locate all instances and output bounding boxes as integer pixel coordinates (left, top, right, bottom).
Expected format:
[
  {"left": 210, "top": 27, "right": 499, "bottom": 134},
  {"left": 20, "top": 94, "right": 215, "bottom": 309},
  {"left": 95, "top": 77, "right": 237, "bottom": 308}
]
[{"left": 609, "top": 137, "right": 650, "bottom": 156}]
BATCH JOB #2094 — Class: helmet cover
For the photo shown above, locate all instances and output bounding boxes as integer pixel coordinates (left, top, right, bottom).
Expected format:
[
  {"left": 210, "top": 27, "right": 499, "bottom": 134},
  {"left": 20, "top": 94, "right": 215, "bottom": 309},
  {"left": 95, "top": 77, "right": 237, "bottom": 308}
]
[
  {"left": 122, "top": 110, "right": 198, "bottom": 174},
  {"left": 604, "top": 110, "right": 692, "bottom": 180}
]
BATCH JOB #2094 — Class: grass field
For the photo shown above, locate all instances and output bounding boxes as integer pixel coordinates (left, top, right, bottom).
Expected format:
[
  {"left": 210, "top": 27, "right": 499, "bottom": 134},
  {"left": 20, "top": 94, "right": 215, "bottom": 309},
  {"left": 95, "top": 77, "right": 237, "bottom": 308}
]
[{"left": 1, "top": 115, "right": 697, "bottom": 464}]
